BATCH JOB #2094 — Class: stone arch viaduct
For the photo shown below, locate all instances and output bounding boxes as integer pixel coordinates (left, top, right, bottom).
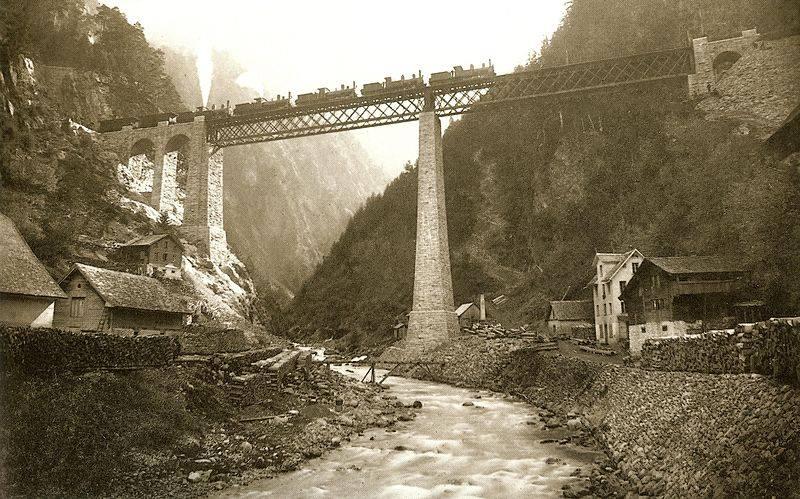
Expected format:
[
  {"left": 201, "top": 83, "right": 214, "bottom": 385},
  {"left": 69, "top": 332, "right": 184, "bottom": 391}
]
[{"left": 98, "top": 29, "right": 762, "bottom": 359}]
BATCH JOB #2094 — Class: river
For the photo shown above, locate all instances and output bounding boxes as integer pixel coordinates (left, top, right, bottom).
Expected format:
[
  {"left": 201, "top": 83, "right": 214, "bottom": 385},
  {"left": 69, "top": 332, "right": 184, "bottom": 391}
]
[{"left": 219, "top": 365, "right": 602, "bottom": 498}]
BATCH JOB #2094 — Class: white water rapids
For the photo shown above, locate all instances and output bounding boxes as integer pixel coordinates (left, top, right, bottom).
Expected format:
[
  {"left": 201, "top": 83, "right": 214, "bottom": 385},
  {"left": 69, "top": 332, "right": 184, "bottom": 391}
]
[{"left": 219, "top": 365, "right": 602, "bottom": 498}]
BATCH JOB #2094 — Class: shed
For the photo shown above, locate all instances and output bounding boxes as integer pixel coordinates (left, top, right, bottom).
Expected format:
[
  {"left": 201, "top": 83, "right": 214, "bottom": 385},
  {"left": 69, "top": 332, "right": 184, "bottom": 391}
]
[
  {"left": 392, "top": 322, "right": 407, "bottom": 340},
  {"left": 455, "top": 302, "right": 481, "bottom": 327},
  {"left": 547, "top": 300, "right": 594, "bottom": 337},
  {"left": 119, "top": 233, "right": 183, "bottom": 277},
  {"left": 0, "top": 213, "right": 66, "bottom": 327},
  {"left": 53, "top": 263, "right": 191, "bottom": 333}
]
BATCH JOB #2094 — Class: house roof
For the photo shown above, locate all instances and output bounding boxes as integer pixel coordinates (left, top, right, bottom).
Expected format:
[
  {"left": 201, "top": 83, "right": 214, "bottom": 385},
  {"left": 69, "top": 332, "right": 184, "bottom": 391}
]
[
  {"left": 548, "top": 300, "right": 594, "bottom": 321},
  {"left": 603, "top": 249, "right": 643, "bottom": 282},
  {"left": 455, "top": 302, "right": 477, "bottom": 317},
  {"left": 122, "top": 233, "right": 181, "bottom": 248},
  {"left": 0, "top": 213, "right": 66, "bottom": 299},
  {"left": 64, "top": 263, "right": 191, "bottom": 313},
  {"left": 647, "top": 255, "right": 745, "bottom": 275}
]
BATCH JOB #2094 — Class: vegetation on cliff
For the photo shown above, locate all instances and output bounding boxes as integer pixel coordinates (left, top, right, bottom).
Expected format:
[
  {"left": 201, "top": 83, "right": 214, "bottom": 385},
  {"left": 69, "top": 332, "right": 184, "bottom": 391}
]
[{"left": 286, "top": 0, "right": 800, "bottom": 345}]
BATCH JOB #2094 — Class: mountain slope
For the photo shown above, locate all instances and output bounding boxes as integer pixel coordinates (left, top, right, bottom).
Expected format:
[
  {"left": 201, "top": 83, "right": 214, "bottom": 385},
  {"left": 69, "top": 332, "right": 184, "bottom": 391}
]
[
  {"left": 162, "top": 50, "right": 388, "bottom": 301},
  {"left": 285, "top": 0, "right": 800, "bottom": 347}
]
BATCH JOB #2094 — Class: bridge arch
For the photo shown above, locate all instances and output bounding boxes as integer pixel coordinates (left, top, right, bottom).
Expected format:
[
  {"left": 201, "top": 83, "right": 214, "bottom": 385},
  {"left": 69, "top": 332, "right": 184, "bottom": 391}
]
[
  {"left": 126, "top": 138, "right": 156, "bottom": 195},
  {"left": 153, "top": 133, "right": 192, "bottom": 223},
  {"left": 713, "top": 51, "right": 742, "bottom": 77}
]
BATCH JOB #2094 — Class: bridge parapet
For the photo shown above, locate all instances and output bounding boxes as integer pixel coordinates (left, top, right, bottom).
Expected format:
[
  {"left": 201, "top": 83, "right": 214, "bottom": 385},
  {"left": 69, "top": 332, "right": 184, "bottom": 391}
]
[{"left": 688, "top": 29, "right": 759, "bottom": 97}]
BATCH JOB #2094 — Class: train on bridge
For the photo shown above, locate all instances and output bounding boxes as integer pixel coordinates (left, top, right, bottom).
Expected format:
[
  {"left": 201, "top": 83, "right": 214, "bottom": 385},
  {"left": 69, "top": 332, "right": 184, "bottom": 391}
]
[{"left": 232, "top": 62, "right": 495, "bottom": 115}]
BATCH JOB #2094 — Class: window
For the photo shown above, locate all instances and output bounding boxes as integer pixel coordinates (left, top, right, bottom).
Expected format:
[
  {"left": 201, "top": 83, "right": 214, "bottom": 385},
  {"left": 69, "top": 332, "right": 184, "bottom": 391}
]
[
  {"left": 164, "top": 253, "right": 168, "bottom": 261},
  {"left": 70, "top": 297, "right": 85, "bottom": 318},
  {"left": 632, "top": 263, "right": 639, "bottom": 273},
  {"left": 662, "top": 324, "right": 668, "bottom": 332},
  {"left": 603, "top": 304, "right": 607, "bottom": 315},
  {"left": 619, "top": 281, "right": 626, "bottom": 294},
  {"left": 621, "top": 300, "right": 626, "bottom": 313},
  {"left": 596, "top": 305, "right": 600, "bottom": 316}
]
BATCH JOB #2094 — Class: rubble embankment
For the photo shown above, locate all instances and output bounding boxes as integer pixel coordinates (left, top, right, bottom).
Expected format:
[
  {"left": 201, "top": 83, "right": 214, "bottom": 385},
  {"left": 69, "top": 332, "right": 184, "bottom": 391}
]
[
  {"left": 401, "top": 328, "right": 800, "bottom": 497},
  {"left": 0, "top": 328, "right": 418, "bottom": 498}
]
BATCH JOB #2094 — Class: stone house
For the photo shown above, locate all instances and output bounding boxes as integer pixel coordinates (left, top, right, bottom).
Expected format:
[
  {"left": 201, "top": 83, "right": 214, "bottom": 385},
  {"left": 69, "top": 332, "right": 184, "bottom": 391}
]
[
  {"left": 455, "top": 302, "right": 481, "bottom": 327},
  {"left": 620, "top": 255, "right": 751, "bottom": 354},
  {"left": 546, "top": 300, "right": 594, "bottom": 337},
  {"left": 589, "top": 249, "right": 644, "bottom": 345},
  {"left": 119, "top": 233, "right": 183, "bottom": 279},
  {"left": 53, "top": 263, "right": 191, "bottom": 333},
  {"left": 0, "top": 213, "right": 67, "bottom": 327}
]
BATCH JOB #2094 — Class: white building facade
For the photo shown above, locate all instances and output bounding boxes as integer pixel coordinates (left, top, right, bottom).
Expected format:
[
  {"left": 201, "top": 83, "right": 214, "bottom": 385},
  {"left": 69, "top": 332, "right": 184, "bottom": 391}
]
[{"left": 589, "top": 249, "right": 644, "bottom": 344}]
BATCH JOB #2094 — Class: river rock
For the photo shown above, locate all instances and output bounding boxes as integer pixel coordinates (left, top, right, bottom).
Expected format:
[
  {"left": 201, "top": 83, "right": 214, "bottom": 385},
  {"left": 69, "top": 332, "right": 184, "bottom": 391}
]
[
  {"left": 412, "top": 400, "right": 423, "bottom": 408},
  {"left": 188, "top": 470, "right": 212, "bottom": 483},
  {"left": 463, "top": 401, "right": 474, "bottom": 407}
]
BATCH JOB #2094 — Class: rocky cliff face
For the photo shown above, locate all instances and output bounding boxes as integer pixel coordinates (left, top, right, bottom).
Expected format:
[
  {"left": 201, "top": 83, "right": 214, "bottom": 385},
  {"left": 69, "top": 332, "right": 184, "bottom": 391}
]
[{"left": 163, "top": 49, "right": 387, "bottom": 301}]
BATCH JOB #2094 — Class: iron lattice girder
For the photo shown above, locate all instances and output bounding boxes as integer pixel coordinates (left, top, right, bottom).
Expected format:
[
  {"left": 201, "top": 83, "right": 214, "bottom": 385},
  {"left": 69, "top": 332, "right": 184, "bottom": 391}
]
[{"left": 204, "top": 47, "right": 692, "bottom": 147}]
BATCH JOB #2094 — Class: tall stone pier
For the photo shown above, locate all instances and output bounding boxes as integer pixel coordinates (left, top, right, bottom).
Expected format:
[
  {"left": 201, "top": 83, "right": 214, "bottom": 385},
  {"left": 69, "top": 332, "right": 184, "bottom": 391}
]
[{"left": 386, "top": 111, "right": 459, "bottom": 360}]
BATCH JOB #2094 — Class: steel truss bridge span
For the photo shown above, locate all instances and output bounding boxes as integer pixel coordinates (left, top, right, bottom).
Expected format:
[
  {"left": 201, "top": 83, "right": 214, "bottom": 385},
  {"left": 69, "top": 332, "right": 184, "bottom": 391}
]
[{"left": 207, "top": 47, "right": 693, "bottom": 147}]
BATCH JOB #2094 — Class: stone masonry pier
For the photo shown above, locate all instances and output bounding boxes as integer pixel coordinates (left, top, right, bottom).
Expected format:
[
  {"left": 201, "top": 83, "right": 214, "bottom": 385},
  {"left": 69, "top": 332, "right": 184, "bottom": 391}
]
[{"left": 383, "top": 111, "right": 459, "bottom": 361}]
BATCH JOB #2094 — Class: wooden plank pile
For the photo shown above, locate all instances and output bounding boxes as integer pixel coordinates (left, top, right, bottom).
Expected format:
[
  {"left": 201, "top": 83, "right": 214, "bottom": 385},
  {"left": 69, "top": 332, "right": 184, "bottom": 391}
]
[
  {"left": 462, "top": 322, "right": 543, "bottom": 340},
  {"left": 579, "top": 345, "right": 616, "bottom": 356},
  {"left": 530, "top": 341, "right": 559, "bottom": 352},
  {"left": 226, "top": 349, "right": 305, "bottom": 405},
  {"left": 227, "top": 372, "right": 278, "bottom": 406}
]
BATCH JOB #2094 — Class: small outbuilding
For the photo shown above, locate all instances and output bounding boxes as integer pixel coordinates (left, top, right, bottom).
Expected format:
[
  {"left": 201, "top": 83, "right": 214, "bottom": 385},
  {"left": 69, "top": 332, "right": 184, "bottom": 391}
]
[
  {"left": 455, "top": 302, "right": 481, "bottom": 327},
  {"left": 546, "top": 300, "right": 594, "bottom": 338},
  {"left": 53, "top": 263, "right": 191, "bottom": 333},
  {"left": 0, "top": 213, "right": 67, "bottom": 327},
  {"left": 392, "top": 323, "right": 407, "bottom": 340},
  {"left": 119, "top": 233, "right": 183, "bottom": 277}
]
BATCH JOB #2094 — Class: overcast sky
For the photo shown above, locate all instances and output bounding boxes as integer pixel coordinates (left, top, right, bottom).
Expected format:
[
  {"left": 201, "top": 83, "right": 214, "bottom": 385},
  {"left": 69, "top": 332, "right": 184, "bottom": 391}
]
[{"left": 102, "top": 0, "right": 568, "bottom": 176}]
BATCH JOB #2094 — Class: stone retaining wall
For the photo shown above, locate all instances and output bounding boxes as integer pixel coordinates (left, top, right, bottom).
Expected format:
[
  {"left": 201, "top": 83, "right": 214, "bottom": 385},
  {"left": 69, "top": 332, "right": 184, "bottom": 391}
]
[
  {"left": 585, "top": 367, "right": 800, "bottom": 497},
  {"left": 641, "top": 319, "right": 800, "bottom": 384}
]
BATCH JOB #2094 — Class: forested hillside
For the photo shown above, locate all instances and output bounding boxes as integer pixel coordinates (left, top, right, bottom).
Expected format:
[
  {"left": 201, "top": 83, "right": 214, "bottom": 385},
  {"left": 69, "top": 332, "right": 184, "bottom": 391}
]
[{"left": 286, "top": 0, "right": 800, "bottom": 347}]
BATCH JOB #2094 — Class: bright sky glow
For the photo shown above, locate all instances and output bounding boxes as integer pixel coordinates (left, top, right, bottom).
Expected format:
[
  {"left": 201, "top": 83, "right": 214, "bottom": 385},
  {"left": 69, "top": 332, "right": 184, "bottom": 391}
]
[{"left": 102, "top": 0, "right": 568, "bottom": 176}]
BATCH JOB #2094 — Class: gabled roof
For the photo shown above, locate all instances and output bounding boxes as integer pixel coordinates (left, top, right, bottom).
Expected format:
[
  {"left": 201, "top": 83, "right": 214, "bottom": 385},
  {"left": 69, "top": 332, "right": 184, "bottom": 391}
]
[
  {"left": 647, "top": 255, "right": 745, "bottom": 275},
  {"left": 0, "top": 213, "right": 66, "bottom": 299},
  {"left": 63, "top": 263, "right": 191, "bottom": 313},
  {"left": 455, "top": 302, "right": 478, "bottom": 317},
  {"left": 603, "top": 249, "right": 644, "bottom": 282},
  {"left": 548, "top": 300, "right": 594, "bottom": 321},
  {"left": 122, "top": 233, "right": 181, "bottom": 248}
]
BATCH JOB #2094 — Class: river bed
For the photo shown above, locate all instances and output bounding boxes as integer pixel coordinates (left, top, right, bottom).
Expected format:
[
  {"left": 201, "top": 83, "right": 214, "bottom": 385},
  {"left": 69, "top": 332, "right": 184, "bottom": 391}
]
[{"left": 218, "top": 365, "right": 602, "bottom": 498}]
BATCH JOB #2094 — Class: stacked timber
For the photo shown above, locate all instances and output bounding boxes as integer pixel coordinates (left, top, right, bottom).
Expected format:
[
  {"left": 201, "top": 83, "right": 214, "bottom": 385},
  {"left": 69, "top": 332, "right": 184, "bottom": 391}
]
[
  {"left": 228, "top": 372, "right": 278, "bottom": 406},
  {"left": 462, "top": 323, "right": 544, "bottom": 340},
  {"left": 640, "top": 319, "right": 800, "bottom": 384}
]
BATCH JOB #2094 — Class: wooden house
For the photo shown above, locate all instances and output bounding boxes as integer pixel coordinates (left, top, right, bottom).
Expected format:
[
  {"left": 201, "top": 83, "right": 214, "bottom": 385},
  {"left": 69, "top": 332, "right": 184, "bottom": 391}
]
[
  {"left": 455, "top": 302, "right": 481, "bottom": 327},
  {"left": 620, "top": 255, "right": 752, "bottom": 354},
  {"left": 53, "top": 263, "right": 191, "bottom": 333},
  {"left": 119, "top": 234, "right": 183, "bottom": 278},
  {"left": 0, "top": 213, "right": 66, "bottom": 327},
  {"left": 546, "top": 300, "right": 594, "bottom": 338}
]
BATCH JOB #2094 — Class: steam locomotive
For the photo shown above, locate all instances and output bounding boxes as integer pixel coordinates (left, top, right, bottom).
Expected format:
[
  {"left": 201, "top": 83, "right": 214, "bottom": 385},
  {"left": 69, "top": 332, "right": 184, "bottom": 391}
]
[
  {"left": 295, "top": 84, "right": 358, "bottom": 107},
  {"left": 361, "top": 72, "right": 424, "bottom": 97},
  {"left": 429, "top": 62, "right": 495, "bottom": 86},
  {"left": 233, "top": 96, "right": 292, "bottom": 116}
]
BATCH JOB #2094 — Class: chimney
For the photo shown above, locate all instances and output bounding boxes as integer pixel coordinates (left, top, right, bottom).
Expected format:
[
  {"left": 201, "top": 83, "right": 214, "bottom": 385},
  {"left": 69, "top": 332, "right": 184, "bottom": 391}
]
[{"left": 480, "top": 294, "right": 486, "bottom": 321}]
